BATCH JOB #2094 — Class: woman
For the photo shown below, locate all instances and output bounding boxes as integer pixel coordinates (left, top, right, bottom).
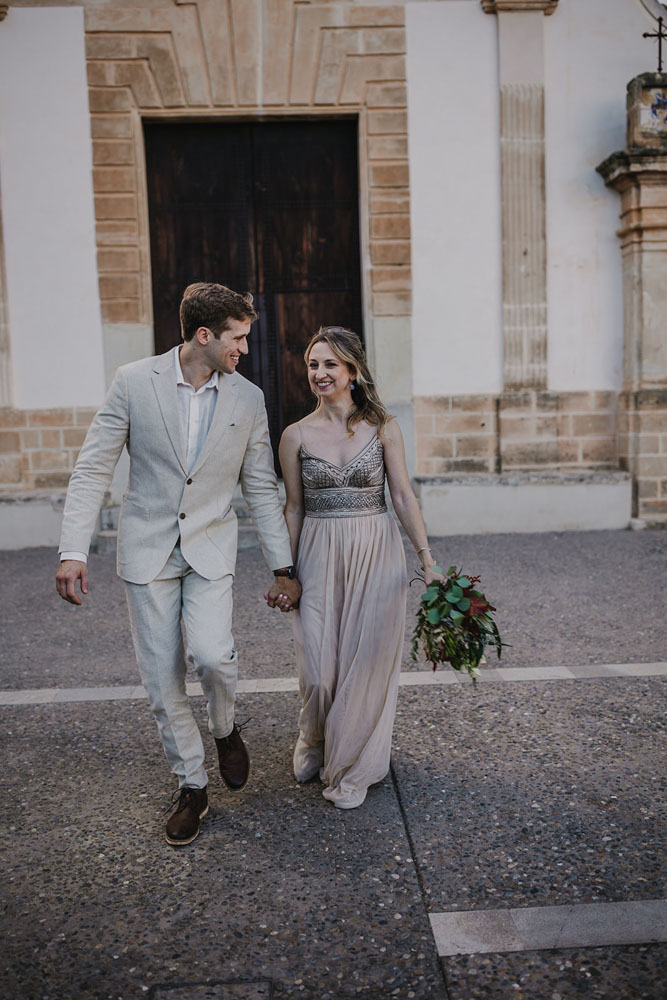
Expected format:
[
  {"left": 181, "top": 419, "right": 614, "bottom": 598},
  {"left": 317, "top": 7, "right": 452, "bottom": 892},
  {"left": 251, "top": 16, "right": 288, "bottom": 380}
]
[{"left": 278, "top": 327, "right": 443, "bottom": 809}]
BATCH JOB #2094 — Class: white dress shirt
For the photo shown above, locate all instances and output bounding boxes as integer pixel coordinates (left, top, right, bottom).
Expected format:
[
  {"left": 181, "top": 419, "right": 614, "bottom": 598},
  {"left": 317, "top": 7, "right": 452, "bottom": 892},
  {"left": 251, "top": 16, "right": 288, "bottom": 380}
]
[{"left": 61, "top": 346, "right": 219, "bottom": 563}]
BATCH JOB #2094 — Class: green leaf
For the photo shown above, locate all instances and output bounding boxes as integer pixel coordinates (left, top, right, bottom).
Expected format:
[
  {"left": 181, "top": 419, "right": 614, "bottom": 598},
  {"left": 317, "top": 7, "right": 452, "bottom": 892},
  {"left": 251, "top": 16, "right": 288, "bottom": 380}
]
[
  {"left": 421, "top": 586, "right": 440, "bottom": 604},
  {"left": 450, "top": 609, "right": 464, "bottom": 624},
  {"left": 427, "top": 608, "right": 441, "bottom": 625},
  {"left": 448, "top": 585, "right": 463, "bottom": 601},
  {"left": 457, "top": 577, "right": 471, "bottom": 588},
  {"left": 447, "top": 566, "right": 457, "bottom": 576},
  {"left": 457, "top": 597, "right": 471, "bottom": 612},
  {"left": 432, "top": 564, "right": 443, "bottom": 575}
]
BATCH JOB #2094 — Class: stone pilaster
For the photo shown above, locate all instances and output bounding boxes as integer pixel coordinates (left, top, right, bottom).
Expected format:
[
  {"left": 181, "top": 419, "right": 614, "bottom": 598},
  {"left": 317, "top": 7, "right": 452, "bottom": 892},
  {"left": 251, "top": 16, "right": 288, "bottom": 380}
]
[
  {"left": 483, "top": 0, "right": 558, "bottom": 392},
  {"left": 597, "top": 74, "right": 667, "bottom": 524}
]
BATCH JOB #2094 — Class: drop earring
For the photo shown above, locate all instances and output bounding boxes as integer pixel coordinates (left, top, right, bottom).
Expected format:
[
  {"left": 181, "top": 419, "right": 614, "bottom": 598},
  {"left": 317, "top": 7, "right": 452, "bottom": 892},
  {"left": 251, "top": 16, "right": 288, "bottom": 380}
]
[{"left": 350, "top": 381, "right": 356, "bottom": 390}]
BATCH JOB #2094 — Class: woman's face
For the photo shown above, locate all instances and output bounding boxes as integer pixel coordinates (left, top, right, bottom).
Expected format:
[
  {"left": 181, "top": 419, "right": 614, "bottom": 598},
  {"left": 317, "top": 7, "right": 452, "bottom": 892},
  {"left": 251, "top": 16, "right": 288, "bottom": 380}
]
[{"left": 307, "top": 342, "right": 355, "bottom": 400}]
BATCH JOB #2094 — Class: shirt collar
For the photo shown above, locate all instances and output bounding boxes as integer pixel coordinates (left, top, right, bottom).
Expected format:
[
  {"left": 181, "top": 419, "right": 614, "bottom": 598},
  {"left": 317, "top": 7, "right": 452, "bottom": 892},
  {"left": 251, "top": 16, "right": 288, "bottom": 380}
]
[{"left": 174, "top": 345, "right": 219, "bottom": 392}]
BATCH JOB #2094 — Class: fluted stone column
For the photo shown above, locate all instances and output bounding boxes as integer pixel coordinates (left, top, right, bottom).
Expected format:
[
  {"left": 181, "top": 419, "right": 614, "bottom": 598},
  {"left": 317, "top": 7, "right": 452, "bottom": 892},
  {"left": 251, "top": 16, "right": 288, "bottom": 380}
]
[
  {"left": 482, "top": 0, "right": 558, "bottom": 390},
  {"left": 598, "top": 74, "right": 667, "bottom": 524},
  {"left": 0, "top": 3, "right": 11, "bottom": 405}
]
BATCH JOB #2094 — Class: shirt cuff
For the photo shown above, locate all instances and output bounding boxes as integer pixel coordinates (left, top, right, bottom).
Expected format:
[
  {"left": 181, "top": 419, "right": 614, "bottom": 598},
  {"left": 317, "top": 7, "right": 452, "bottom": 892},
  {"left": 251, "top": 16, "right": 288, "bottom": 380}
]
[{"left": 59, "top": 551, "right": 88, "bottom": 564}]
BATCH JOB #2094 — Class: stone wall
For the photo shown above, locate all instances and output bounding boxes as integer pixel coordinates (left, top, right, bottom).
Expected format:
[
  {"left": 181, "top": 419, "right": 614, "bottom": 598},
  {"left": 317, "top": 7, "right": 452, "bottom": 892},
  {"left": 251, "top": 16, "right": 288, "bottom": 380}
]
[
  {"left": 0, "top": 407, "right": 97, "bottom": 492},
  {"left": 416, "top": 390, "right": 618, "bottom": 478}
]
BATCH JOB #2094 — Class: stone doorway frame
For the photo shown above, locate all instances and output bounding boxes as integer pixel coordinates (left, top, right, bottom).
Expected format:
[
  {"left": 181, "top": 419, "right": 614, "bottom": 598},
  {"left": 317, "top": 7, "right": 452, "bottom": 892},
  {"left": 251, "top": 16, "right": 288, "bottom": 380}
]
[{"left": 84, "top": 1, "right": 413, "bottom": 420}]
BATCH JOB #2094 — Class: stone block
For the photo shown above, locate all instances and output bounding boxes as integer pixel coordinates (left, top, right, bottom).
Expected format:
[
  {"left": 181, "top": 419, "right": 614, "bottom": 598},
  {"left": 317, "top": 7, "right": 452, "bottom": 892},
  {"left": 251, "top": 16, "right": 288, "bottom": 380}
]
[
  {"left": 63, "top": 428, "right": 89, "bottom": 448},
  {"left": 638, "top": 411, "right": 667, "bottom": 433},
  {"left": 97, "top": 248, "right": 140, "bottom": 272},
  {"left": 373, "top": 290, "right": 411, "bottom": 315},
  {"left": 26, "top": 471, "right": 72, "bottom": 490},
  {"left": 75, "top": 409, "right": 97, "bottom": 427},
  {"left": 370, "top": 191, "right": 410, "bottom": 214},
  {"left": 96, "top": 220, "right": 140, "bottom": 243},
  {"left": 99, "top": 274, "right": 141, "bottom": 300},
  {"left": 95, "top": 195, "right": 136, "bottom": 220},
  {"left": 641, "top": 498, "right": 667, "bottom": 515},
  {"left": 435, "top": 413, "right": 491, "bottom": 435},
  {"left": 534, "top": 390, "right": 559, "bottom": 412},
  {"left": 368, "top": 135, "right": 408, "bottom": 159},
  {"left": 93, "top": 141, "right": 134, "bottom": 166},
  {"left": 637, "top": 479, "right": 659, "bottom": 499},
  {"left": 87, "top": 63, "right": 113, "bottom": 87},
  {"left": 417, "top": 436, "right": 454, "bottom": 460},
  {"left": 0, "top": 455, "right": 21, "bottom": 484},
  {"left": 28, "top": 410, "right": 75, "bottom": 428},
  {"left": 365, "top": 82, "right": 407, "bottom": 107},
  {"left": 415, "top": 397, "right": 450, "bottom": 416},
  {"left": 636, "top": 456, "right": 667, "bottom": 478},
  {"left": 556, "top": 440, "right": 581, "bottom": 463},
  {"left": 502, "top": 441, "right": 560, "bottom": 466},
  {"left": 349, "top": 7, "right": 405, "bottom": 28},
  {"left": 0, "top": 409, "right": 27, "bottom": 429},
  {"left": 91, "top": 115, "right": 133, "bottom": 139},
  {"left": 456, "top": 435, "right": 495, "bottom": 458},
  {"left": 499, "top": 390, "right": 534, "bottom": 414},
  {"left": 88, "top": 87, "right": 133, "bottom": 114},
  {"left": 29, "top": 450, "right": 70, "bottom": 472},
  {"left": 633, "top": 433, "right": 661, "bottom": 455},
  {"left": 368, "top": 110, "right": 407, "bottom": 134},
  {"left": 370, "top": 215, "right": 410, "bottom": 239},
  {"left": 572, "top": 413, "right": 614, "bottom": 437},
  {"left": 0, "top": 431, "right": 20, "bottom": 453},
  {"left": 19, "top": 429, "right": 40, "bottom": 450},
  {"left": 101, "top": 300, "right": 142, "bottom": 324},
  {"left": 40, "top": 429, "right": 63, "bottom": 449},
  {"left": 93, "top": 167, "right": 136, "bottom": 193},
  {"left": 370, "top": 240, "right": 411, "bottom": 264},
  {"left": 85, "top": 35, "right": 135, "bottom": 61},
  {"left": 416, "top": 414, "right": 434, "bottom": 436},
  {"left": 370, "top": 162, "right": 410, "bottom": 187},
  {"left": 371, "top": 266, "right": 411, "bottom": 291},
  {"left": 450, "top": 395, "right": 496, "bottom": 413},
  {"left": 359, "top": 27, "right": 405, "bottom": 54},
  {"left": 580, "top": 439, "right": 616, "bottom": 464}
]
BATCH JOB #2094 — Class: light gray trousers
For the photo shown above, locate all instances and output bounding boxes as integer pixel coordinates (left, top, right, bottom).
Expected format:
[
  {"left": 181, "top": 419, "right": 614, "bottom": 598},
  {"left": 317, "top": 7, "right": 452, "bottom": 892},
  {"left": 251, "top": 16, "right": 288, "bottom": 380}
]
[{"left": 124, "top": 544, "right": 237, "bottom": 789}]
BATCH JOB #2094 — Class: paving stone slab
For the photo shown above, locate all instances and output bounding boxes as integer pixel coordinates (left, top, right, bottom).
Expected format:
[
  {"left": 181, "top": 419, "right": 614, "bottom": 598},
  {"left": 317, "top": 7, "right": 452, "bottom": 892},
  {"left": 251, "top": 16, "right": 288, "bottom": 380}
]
[
  {"left": 442, "top": 943, "right": 667, "bottom": 1000},
  {"left": 0, "top": 694, "right": 446, "bottom": 1000},
  {"left": 2, "top": 529, "right": 666, "bottom": 690},
  {"left": 391, "top": 680, "right": 665, "bottom": 911}
]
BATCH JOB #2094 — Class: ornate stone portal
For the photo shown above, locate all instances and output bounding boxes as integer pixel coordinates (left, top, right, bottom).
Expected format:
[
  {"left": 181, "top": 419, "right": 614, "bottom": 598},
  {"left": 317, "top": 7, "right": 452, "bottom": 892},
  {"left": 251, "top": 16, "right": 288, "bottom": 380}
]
[{"left": 598, "top": 73, "right": 667, "bottom": 525}]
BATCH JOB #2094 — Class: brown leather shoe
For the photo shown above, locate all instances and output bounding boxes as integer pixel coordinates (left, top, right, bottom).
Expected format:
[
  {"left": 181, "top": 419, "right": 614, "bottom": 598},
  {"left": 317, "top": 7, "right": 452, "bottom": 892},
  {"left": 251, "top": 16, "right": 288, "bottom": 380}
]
[
  {"left": 165, "top": 786, "right": 208, "bottom": 846},
  {"left": 215, "top": 722, "right": 251, "bottom": 791}
]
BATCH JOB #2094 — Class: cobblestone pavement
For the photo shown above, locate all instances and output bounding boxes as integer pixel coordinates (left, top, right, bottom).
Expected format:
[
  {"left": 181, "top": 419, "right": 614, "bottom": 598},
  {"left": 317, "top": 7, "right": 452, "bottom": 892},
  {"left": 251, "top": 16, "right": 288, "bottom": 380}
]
[{"left": 1, "top": 530, "right": 665, "bottom": 999}]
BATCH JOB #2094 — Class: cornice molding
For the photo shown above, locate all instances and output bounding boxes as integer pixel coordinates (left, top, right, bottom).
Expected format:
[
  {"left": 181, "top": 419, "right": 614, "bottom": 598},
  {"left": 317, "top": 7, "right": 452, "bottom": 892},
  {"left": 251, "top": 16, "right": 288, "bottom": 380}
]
[
  {"left": 481, "top": 1, "right": 559, "bottom": 13},
  {"left": 0, "top": 6, "right": 9, "bottom": 23}
]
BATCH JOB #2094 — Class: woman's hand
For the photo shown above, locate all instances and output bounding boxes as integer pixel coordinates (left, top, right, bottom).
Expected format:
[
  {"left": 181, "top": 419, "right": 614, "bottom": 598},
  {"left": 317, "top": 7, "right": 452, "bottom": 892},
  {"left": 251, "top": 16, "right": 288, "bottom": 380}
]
[{"left": 423, "top": 564, "right": 445, "bottom": 587}]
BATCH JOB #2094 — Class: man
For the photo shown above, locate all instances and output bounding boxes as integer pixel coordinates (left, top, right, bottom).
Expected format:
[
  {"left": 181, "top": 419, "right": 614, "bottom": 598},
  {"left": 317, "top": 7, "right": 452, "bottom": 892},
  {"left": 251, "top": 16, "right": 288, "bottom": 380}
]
[{"left": 56, "top": 282, "right": 301, "bottom": 846}]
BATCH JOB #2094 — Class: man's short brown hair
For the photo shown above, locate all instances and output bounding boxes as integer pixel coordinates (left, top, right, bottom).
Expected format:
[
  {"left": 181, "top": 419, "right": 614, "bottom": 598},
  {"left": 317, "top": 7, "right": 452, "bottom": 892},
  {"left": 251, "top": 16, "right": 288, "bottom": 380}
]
[{"left": 179, "top": 282, "right": 258, "bottom": 341}]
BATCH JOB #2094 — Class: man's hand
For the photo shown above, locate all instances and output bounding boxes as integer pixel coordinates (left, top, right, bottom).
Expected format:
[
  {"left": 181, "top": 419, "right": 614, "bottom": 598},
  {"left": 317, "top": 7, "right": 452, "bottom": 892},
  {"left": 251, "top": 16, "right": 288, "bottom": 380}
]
[
  {"left": 264, "top": 575, "right": 301, "bottom": 612},
  {"left": 56, "top": 560, "right": 89, "bottom": 606}
]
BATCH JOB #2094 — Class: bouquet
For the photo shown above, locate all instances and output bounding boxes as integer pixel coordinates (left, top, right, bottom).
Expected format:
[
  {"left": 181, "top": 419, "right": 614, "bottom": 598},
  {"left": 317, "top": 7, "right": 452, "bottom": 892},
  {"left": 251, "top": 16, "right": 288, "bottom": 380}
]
[{"left": 410, "top": 565, "right": 504, "bottom": 683}]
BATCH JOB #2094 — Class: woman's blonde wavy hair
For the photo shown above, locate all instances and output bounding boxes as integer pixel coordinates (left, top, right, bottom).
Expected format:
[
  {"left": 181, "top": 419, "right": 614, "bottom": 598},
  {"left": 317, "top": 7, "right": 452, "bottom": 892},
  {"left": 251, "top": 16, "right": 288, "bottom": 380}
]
[{"left": 304, "top": 326, "right": 391, "bottom": 435}]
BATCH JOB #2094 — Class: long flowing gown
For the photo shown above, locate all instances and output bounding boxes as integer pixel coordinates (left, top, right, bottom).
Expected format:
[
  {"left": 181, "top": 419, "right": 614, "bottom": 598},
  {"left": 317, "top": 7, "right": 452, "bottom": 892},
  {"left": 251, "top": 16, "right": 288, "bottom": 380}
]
[{"left": 292, "top": 431, "right": 407, "bottom": 808}]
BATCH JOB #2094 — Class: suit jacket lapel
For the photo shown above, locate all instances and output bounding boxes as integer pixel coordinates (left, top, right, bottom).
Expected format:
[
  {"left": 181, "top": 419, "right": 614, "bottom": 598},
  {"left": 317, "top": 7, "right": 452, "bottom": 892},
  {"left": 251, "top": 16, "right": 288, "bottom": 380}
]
[
  {"left": 151, "top": 350, "right": 188, "bottom": 475},
  {"left": 190, "top": 372, "right": 240, "bottom": 476}
]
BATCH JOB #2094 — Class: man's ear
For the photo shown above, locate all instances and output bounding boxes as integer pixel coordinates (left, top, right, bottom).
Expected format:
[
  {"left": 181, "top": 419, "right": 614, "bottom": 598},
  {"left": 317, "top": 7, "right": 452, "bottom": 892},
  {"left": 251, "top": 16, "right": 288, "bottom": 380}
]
[{"left": 195, "top": 326, "right": 211, "bottom": 345}]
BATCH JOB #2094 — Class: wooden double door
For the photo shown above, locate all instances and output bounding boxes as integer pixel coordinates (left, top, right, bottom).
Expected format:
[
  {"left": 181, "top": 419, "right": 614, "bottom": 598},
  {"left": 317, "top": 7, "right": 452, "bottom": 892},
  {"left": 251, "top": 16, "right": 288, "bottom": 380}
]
[{"left": 144, "top": 119, "right": 364, "bottom": 464}]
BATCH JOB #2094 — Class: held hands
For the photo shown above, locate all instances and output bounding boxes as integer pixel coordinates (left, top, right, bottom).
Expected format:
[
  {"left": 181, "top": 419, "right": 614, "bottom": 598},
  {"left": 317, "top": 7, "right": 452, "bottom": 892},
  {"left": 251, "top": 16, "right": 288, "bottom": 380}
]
[
  {"left": 56, "top": 560, "right": 89, "bottom": 606},
  {"left": 264, "top": 575, "right": 301, "bottom": 613}
]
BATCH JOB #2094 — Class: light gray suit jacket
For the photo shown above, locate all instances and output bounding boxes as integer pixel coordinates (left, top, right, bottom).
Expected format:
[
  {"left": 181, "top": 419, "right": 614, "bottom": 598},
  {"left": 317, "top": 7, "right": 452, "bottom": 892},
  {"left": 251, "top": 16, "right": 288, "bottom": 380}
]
[{"left": 59, "top": 350, "right": 293, "bottom": 584}]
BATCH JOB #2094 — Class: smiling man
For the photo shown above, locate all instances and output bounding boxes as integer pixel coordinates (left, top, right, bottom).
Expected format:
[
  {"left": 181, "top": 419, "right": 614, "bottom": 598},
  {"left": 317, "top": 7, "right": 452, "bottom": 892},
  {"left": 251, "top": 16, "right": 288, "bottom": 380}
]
[{"left": 56, "top": 282, "right": 300, "bottom": 846}]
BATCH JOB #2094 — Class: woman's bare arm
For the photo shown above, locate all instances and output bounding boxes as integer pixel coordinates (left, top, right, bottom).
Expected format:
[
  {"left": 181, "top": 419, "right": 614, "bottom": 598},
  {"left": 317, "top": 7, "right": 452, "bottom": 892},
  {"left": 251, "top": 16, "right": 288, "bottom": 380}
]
[
  {"left": 382, "top": 418, "right": 444, "bottom": 586},
  {"left": 279, "top": 423, "right": 305, "bottom": 563}
]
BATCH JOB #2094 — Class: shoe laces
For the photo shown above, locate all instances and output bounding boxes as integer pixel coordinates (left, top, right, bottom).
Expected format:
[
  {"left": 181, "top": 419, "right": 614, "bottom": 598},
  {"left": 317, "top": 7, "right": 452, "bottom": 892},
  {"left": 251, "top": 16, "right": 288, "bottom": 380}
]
[
  {"left": 164, "top": 786, "right": 200, "bottom": 815},
  {"left": 220, "top": 716, "right": 252, "bottom": 744}
]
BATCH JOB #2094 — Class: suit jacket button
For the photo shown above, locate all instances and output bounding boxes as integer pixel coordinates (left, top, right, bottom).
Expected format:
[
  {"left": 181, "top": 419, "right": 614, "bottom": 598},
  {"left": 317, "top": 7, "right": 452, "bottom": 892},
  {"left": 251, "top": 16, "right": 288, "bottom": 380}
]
[
  {"left": 186, "top": 478, "right": 193, "bottom": 485},
  {"left": 179, "top": 512, "right": 186, "bottom": 519}
]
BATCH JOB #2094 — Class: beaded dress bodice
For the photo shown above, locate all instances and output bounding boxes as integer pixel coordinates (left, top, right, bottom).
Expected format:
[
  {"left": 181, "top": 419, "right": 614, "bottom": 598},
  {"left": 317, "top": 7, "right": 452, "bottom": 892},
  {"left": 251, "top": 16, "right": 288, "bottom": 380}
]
[{"left": 300, "top": 434, "right": 387, "bottom": 518}]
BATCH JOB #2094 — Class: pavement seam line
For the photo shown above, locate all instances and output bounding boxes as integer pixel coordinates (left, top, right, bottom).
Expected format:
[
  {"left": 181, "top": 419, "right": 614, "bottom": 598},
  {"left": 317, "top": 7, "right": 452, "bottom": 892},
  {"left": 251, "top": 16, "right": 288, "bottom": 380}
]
[
  {"left": 389, "top": 761, "right": 452, "bottom": 1000},
  {"left": 1, "top": 662, "right": 665, "bottom": 706}
]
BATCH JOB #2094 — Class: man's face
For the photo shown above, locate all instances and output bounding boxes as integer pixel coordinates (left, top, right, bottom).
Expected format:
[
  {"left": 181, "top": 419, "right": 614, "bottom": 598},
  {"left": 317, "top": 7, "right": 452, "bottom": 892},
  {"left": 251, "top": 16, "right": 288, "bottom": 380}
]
[{"left": 202, "top": 317, "right": 251, "bottom": 374}]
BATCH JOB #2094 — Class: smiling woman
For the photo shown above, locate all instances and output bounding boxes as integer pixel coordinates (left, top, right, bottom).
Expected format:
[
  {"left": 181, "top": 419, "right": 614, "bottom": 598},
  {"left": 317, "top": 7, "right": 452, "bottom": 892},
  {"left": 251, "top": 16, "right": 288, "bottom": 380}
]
[{"left": 277, "top": 327, "right": 444, "bottom": 810}]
